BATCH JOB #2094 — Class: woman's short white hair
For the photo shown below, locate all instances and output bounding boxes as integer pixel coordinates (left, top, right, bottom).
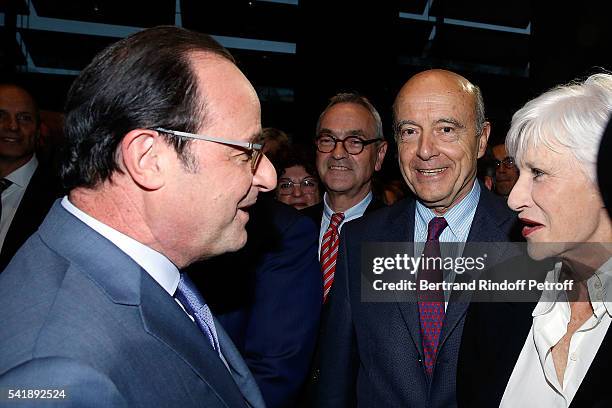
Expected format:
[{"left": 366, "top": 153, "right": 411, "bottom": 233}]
[{"left": 506, "top": 73, "right": 612, "bottom": 183}]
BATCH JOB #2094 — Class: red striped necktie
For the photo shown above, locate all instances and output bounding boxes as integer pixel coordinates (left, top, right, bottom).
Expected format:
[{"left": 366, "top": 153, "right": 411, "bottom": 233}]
[
  {"left": 320, "top": 212, "right": 345, "bottom": 303},
  {"left": 418, "top": 216, "right": 448, "bottom": 376}
]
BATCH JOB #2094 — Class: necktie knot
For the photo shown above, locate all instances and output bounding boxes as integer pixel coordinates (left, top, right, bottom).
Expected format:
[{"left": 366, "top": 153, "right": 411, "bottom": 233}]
[
  {"left": 329, "top": 212, "right": 345, "bottom": 231},
  {"left": 174, "top": 274, "right": 220, "bottom": 352},
  {"left": 0, "top": 178, "right": 12, "bottom": 193},
  {"left": 427, "top": 217, "right": 448, "bottom": 242}
]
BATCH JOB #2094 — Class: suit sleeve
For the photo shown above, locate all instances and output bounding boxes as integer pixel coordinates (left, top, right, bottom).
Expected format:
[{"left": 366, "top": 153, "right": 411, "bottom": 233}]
[
  {"left": 241, "top": 214, "right": 323, "bottom": 408},
  {"left": 315, "top": 228, "right": 359, "bottom": 407},
  {"left": 0, "top": 357, "right": 128, "bottom": 407}
]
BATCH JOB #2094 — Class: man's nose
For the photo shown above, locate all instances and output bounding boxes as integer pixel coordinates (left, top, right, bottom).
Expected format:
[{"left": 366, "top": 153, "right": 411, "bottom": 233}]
[
  {"left": 415, "top": 131, "right": 438, "bottom": 160},
  {"left": 254, "top": 155, "right": 277, "bottom": 192},
  {"left": 331, "top": 140, "right": 348, "bottom": 159}
]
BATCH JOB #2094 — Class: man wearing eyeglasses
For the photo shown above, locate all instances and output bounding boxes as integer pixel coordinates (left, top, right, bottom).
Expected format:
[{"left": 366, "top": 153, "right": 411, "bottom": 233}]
[
  {"left": 310, "top": 93, "right": 388, "bottom": 300},
  {"left": 0, "top": 27, "right": 275, "bottom": 407},
  {"left": 491, "top": 142, "right": 519, "bottom": 197},
  {"left": 299, "top": 93, "right": 387, "bottom": 406}
]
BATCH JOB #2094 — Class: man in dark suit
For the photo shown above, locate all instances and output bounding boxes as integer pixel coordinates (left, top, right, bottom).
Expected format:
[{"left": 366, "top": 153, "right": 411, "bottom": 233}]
[
  {"left": 307, "top": 92, "right": 388, "bottom": 299},
  {"left": 0, "top": 84, "right": 60, "bottom": 271},
  {"left": 0, "top": 26, "right": 277, "bottom": 407},
  {"left": 298, "top": 93, "right": 388, "bottom": 405},
  {"left": 188, "top": 196, "right": 322, "bottom": 408},
  {"left": 316, "top": 69, "right": 519, "bottom": 407}
]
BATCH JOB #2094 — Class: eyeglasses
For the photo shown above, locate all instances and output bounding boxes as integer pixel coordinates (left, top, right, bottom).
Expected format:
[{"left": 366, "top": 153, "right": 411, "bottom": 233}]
[
  {"left": 154, "top": 127, "right": 264, "bottom": 173},
  {"left": 494, "top": 157, "right": 516, "bottom": 169},
  {"left": 315, "top": 134, "right": 383, "bottom": 155},
  {"left": 277, "top": 178, "right": 318, "bottom": 195}
]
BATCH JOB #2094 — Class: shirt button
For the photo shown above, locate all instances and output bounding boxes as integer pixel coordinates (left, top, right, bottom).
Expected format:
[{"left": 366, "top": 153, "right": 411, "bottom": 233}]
[
  {"left": 570, "top": 353, "right": 578, "bottom": 362},
  {"left": 595, "top": 281, "right": 602, "bottom": 289}
]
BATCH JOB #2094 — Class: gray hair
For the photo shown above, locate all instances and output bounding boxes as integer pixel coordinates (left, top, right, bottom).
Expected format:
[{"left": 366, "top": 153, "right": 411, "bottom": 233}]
[
  {"left": 472, "top": 84, "right": 486, "bottom": 136},
  {"left": 506, "top": 73, "right": 612, "bottom": 183},
  {"left": 316, "top": 93, "right": 383, "bottom": 140}
]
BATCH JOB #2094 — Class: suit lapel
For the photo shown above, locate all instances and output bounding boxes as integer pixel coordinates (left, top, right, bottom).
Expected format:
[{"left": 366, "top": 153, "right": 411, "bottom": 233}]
[
  {"left": 1, "top": 165, "right": 58, "bottom": 269},
  {"left": 215, "top": 320, "right": 265, "bottom": 408},
  {"left": 439, "top": 187, "right": 517, "bottom": 351},
  {"left": 40, "top": 203, "right": 248, "bottom": 407},
  {"left": 388, "top": 200, "right": 425, "bottom": 356},
  {"left": 139, "top": 273, "right": 248, "bottom": 408}
]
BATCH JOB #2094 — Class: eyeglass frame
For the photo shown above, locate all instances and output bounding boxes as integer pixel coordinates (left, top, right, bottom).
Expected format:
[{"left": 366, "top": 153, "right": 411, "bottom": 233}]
[
  {"left": 494, "top": 156, "right": 516, "bottom": 169},
  {"left": 315, "top": 133, "right": 384, "bottom": 155},
  {"left": 153, "top": 127, "right": 264, "bottom": 173},
  {"left": 277, "top": 178, "right": 319, "bottom": 195}
]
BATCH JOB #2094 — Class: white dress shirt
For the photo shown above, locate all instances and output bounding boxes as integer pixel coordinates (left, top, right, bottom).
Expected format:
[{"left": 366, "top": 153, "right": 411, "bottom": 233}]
[
  {"left": 501, "top": 258, "right": 612, "bottom": 407},
  {"left": 0, "top": 155, "right": 38, "bottom": 251}
]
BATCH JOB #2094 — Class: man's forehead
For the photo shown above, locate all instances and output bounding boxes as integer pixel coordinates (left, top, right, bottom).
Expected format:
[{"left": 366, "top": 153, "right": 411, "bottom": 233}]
[
  {"left": 319, "top": 127, "right": 368, "bottom": 137},
  {"left": 190, "top": 56, "right": 262, "bottom": 142},
  {"left": 396, "top": 72, "right": 475, "bottom": 109},
  {"left": 320, "top": 104, "right": 375, "bottom": 134},
  {"left": 395, "top": 90, "right": 474, "bottom": 123},
  {"left": 0, "top": 86, "right": 36, "bottom": 111}
]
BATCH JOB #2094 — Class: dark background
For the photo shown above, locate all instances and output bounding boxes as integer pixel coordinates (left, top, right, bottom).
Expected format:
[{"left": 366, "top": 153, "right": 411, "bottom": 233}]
[{"left": 2, "top": 0, "right": 611, "bottom": 174}]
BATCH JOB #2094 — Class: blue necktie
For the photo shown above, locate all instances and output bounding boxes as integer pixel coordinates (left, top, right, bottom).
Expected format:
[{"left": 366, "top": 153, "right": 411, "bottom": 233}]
[{"left": 174, "top": 273, "right": 221, "bottom": 352}]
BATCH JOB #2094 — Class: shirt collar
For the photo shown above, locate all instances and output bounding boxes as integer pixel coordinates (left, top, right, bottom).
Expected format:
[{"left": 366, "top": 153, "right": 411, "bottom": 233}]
[
  {"left": 415, "top": 180, "right": 480, "bottom": 241},
  {"left": 61, "top": 196, "right": 180, "bottom": 296},
  {"left": 533, "top": 258, "right": 612, "bottom": 318},
  {"left": 5, "top": 155, "right": 38, "bottom": 188},
  {"left": 323, "top": 190, "right": 373, "bottom": 222},
  {"left": 587, "top": 257, "right": 612, "bottom": 318}
]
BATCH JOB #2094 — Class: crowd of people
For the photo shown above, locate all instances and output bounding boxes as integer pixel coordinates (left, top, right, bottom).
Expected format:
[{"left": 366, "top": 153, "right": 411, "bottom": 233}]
[{"left": 0, "top": 25, "right": 610, "bottom": 408}]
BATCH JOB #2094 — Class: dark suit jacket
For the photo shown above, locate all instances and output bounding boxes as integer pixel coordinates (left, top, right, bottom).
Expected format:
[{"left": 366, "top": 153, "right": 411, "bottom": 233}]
[
  {"left": 316, "top": 183, "right": 519, "bottom": 407},
  {"left": 298, "top": 195, "right": 387, "bottom": 407},
  {"left": 0, "top": 161, "right": 61, "bottom": 271},
  {"left": 0, "top": 201, "right": 264, "bottom": 407},
  {"left": 458, "top": 266, "right": 612, "bottom": 408},
  {"left": 189, "top": 196, "right": 322, "bottom": 408}
]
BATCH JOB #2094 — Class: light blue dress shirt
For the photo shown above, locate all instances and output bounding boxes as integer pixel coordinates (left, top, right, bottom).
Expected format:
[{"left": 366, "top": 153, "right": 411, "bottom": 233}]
[{"left": 318, "top": 191, "right": 373, "bottom": 257}]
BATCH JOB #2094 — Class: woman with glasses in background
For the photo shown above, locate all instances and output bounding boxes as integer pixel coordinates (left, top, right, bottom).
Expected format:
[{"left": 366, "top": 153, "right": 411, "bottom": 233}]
[{"left": 275, "top": 147, "right": 321, "bottom": 210}]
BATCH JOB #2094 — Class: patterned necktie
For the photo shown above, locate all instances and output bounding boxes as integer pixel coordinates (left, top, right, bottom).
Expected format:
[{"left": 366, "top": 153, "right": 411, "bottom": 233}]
[
  {"left": 0, "top": 178, "right": 13, "bottom": 222},
  {"left": 418, "top": 216, "right": 448, "bottom": 377},
  {"left": 174, "top": 273, "right": 221, "bottom": 352},
  {"left": 320, "top": 212, "right": 345, "bottom": 303}
]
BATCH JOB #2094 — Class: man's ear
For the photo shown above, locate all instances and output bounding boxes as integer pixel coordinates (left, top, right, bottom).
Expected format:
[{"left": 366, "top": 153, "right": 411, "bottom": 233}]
[
  {"left": 374, "top": 140, "right": 389, "bottom": 172},
  {"left": 477, "top": 122, "right": 491, "bottom": 159},
  {"left": 119, "top": 129, "right": 166, "bottom": 190}
]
